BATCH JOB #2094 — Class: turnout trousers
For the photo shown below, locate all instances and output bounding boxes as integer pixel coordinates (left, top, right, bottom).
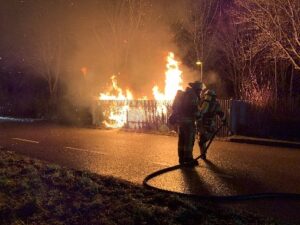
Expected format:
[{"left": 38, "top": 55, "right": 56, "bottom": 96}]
[
  {"left": 178, "top": 121, "right": 196, "bottom": 164},
  {"left": 198, "top": 121, "right": 216, "bottom": 156}
]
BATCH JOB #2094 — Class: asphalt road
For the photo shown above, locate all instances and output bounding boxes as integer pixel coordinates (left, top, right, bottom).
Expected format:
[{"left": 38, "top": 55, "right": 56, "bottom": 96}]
[{"left": 1, "top": 121, "right": 300, "bottom": 224}]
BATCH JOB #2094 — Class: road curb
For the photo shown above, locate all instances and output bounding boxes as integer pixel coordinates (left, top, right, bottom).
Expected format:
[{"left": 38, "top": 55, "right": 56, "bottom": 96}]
[
  {"left": 227, "top": 136, "right": 300, "bottom": 149},
  {"left": 119, "top": 129, "right": 300, "bottom": 149}
]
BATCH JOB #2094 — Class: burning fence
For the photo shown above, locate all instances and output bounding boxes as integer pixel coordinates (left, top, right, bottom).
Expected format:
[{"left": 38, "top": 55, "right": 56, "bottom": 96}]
[
  {"left": 98, "top": 99, "right": 172, "bottom": 130},
  {"left": 94, "top": 51, "right": 231, "bottom": 136},
  {"left": 98, "top": 52, "right": 182, "bottom": 129},
  {"left": 95, "top": 98, "right": 231, "bottom": 136}
]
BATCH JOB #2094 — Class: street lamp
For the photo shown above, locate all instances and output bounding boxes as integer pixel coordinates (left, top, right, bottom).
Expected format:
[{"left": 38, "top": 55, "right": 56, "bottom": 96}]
[{"left": 196, "top": 60, "right": 203, "bottom": 82}]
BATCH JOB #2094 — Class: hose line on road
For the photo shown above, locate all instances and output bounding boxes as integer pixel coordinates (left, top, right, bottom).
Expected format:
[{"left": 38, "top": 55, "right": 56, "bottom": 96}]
[
  {"left": 143, "top": 162, "right": 300, "bottom": 201},
  {"left": 143, "top": 125, "right": 300, "bottom": 201}
]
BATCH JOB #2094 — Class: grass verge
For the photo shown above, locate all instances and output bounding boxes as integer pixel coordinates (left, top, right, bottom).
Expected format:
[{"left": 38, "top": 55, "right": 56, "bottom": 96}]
[{"left": 0, "top": 149, "right": 281, "bottom": 225}]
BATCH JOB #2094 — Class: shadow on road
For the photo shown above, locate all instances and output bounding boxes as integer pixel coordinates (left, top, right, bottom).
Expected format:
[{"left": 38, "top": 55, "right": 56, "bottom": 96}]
[
  {"left": 202, "top": 159, "right": 274, "bottom": 195},
  {"left": 180, "top": 167, "right": 211, "bottom": 196},
  {"left": 183, "top": 159, "right": 300, "bottom": 224}
]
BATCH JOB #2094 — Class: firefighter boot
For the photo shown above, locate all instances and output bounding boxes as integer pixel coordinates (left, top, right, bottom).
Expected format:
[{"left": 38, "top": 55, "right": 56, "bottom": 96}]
[{"left": 182, "top": 145, "right": 198, "bottom": 167}]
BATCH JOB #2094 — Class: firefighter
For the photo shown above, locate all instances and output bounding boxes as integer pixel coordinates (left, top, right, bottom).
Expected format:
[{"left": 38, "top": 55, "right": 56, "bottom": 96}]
[
  {"left": 176, "top": 81, "right": 203, "bottom": 166},
  {"left": 197, "top": 89, "right": 227, "bottom": 160}
]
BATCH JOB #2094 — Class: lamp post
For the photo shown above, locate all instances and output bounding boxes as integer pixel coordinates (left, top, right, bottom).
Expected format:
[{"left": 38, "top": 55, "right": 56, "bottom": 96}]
[{"left": 196, "top": 60, "right": 203, "bottom": 82}]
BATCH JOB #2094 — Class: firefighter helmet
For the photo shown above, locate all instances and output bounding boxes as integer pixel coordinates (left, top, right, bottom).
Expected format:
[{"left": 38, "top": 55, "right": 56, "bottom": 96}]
[
  {"left": 205, "top": 89, "right": 217, "bottom": 97},
  {"left": 188, "top": 81, "right": 203, "bottom": 91}
]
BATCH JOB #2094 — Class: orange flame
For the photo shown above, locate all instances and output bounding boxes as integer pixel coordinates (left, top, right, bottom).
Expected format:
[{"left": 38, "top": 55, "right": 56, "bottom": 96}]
[
  {"left": 99, "top": 75, "right": 132, "bottom": 128},
  {"left": 99, "top": 52, "right": 184, "bottom": 128},
  {"left": 152, "top": 52, "right": 183, "bottom": 100},
  {"left": 152, "top": 52, "right": 183, "bottom": 114},
  {"left": 100, "top": 75, "right": 133, "bottom": 101}
]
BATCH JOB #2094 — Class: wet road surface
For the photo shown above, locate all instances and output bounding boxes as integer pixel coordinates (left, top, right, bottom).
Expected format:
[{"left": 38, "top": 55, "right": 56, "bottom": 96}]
[{"left": 0, "top": 122, "right": 300, "bottom": 224}]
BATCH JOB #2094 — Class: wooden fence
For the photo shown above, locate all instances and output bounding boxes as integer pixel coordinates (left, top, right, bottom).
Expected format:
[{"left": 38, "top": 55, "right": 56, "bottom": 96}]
[{"left": 97, "top": 99, "right": 232, "bottom": 137}]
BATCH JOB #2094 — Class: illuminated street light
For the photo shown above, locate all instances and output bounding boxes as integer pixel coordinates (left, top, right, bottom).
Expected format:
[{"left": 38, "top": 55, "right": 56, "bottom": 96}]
[{"left": 196, "top": 60, "right": 203, "bottom": 82}]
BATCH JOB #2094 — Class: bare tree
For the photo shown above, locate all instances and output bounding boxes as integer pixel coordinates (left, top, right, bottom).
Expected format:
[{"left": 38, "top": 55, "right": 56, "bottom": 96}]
[
  {"left": 234, "top": 0, "right": 300, "bottom": 99},
  {"left": 217, "top": 5, "right": 277, "bottom": 103},
  {"left": 218, "top": 26, "right": 247, "bottom": 98},
  {"left": 181, "top": 0, "right": 221, "bottom": 77},
  {"left": 21, "top": 0, "right": 73, "bottom": 111},
  {"left": 190, "top": 0, "right": 220, "bottom": 60},
  {"left": 34, "top": 30, "right": 65, "bottom": 102},
  {"left": 219, "top": 23, "right": 261, "bottom": 99},
  {"left": 92, "top": 0, "right": 150, "bottom": 74},
  {"left": 234, "top": 0, "right": 300, "bottom": 71}
]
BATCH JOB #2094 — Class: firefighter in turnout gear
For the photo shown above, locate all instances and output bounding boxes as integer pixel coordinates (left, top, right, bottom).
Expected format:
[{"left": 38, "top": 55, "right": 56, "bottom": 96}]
[
  {"left": 197, "top": 89, "right": 226, "bottom": 160},
  {"left": 174, "top": 81, "right": 203, "bottom": 166}
]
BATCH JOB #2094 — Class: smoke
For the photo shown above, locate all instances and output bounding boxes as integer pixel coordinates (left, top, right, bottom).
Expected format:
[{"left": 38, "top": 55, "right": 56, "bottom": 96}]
[
  {"left": 68, "top": 1, "right": 202, "bottom": 103},
  {"left": 65, "top": 0, "right": 190, "bottom": 102},
  {"left": 2, "top": 0, "right": 199, "bottom": 108},
  {"left": 205, "top": 71, "right": 220, "bottom": 85},
  {"left": 203, "top": 70, "right": 229, "bottom": 97}
]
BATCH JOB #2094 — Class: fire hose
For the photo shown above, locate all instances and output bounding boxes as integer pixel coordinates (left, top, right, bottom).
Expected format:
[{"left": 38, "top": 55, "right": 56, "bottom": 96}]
[{"left": 143, "top": 124, "right": 300, "bottom": 201}]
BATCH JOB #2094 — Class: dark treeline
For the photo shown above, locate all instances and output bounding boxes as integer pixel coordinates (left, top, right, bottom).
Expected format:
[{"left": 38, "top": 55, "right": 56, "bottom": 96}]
[{"left": 0, "top": 0, "right": 299, "bottom": 119}]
